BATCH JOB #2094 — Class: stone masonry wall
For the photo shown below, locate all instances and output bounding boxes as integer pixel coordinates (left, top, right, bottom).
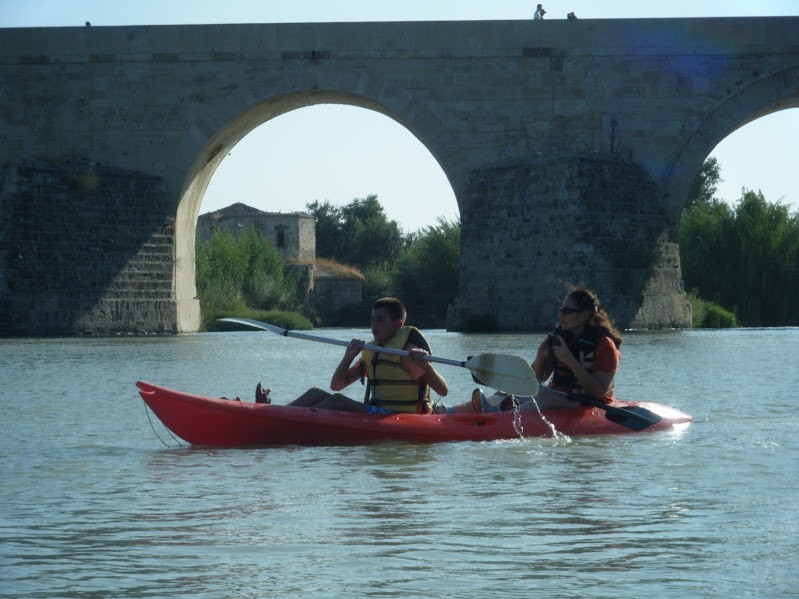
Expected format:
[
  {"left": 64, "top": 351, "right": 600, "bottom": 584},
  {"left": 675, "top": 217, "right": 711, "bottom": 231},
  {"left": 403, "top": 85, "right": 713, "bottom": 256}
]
[
  {"left": 1, "top": 19, "right": 795, "bottom": 333},
  {"left": 449, "top": 157, "right": 691, "bottom": 331},
  {"left": 197, "top": 204, "right": 316, "bottom": 263},
  {"left": 0, "top": 157, "right": 178, "bottom": 335}
]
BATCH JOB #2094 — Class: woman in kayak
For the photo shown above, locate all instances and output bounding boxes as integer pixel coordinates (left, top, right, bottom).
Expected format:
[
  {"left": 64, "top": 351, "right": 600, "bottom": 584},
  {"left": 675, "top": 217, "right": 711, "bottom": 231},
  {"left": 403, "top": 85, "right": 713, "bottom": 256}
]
[
  {"left": 451, "top": 285, "right": 622, "bottom": 413},
  {"left": 527, "top": 284, "right": 622, "bottom": 409},
  {"left": 276, "top": 297, "right": 449, "bottom": 413}
]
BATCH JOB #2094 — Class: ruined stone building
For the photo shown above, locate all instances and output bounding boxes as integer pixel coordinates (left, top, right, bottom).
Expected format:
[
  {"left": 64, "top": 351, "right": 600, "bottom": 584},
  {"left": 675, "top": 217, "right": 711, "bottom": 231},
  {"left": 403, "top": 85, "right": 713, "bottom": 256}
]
[
  {"left": 197, "top": 203, "right": 362, "bottom": 316},
  {"left": 197, "top": 202, "right": 316, "bottom": 263}
]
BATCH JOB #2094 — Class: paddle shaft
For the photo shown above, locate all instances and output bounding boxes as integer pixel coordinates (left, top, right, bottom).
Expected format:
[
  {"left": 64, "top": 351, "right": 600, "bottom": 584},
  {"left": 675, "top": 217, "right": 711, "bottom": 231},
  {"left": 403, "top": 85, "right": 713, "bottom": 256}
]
[
  {"left": 275, "top": 328, "right": 466, "bottom": 367},
  {"left": 218, "top": 317, "right": 537, "bottom": 395},
  {"left": 220, "top": 317, "right": 465, "bottom": 365}
]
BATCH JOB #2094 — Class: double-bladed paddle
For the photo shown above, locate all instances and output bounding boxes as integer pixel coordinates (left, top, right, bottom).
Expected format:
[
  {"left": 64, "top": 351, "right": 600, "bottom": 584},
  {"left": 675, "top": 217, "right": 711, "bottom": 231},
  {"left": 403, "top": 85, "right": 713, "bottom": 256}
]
[{"left": 218, "top": 317, "right": 538, "bottom": 396}]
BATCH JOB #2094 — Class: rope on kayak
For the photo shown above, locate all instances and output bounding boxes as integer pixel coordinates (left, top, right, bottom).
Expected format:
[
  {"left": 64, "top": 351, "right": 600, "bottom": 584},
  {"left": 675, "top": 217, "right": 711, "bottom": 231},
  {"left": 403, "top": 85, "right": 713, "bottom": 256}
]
[{"left": 141, "top": 400, "right": 184, "bottom": 448}]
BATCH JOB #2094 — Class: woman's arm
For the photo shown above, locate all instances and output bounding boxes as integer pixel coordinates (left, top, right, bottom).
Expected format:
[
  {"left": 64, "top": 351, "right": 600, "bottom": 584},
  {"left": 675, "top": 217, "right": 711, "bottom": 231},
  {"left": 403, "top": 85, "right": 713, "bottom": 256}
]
[
  {"left": 531, "top": 335, "right": 554, "bottom": 381},
  {"left": 551, "top": 336, "right": 618, "bottom": 398}
]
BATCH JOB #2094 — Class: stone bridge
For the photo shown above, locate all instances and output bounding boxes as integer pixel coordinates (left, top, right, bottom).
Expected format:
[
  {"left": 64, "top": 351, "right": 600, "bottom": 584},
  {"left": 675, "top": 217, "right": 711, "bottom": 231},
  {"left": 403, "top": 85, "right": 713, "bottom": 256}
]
[{"left": 1, "top": 17, "right": 797, "bottom": 334}]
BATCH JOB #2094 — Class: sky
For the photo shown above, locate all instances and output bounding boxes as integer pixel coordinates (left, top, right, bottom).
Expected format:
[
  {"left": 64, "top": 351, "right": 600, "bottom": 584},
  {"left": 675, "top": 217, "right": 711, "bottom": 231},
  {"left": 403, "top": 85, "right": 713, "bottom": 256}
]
[{"left": 3, "top": 1, "right": 798, "bottom": 232}]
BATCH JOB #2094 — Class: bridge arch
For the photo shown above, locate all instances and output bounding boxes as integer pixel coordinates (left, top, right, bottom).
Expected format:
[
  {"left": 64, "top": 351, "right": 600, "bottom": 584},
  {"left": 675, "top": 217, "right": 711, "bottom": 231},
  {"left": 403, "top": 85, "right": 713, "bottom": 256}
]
[
  {"left": 662, "top": 66, "right": 799, "bottom": 214},
  {"left": 174, "top": 90, "right": 456, "bottom": 331}
]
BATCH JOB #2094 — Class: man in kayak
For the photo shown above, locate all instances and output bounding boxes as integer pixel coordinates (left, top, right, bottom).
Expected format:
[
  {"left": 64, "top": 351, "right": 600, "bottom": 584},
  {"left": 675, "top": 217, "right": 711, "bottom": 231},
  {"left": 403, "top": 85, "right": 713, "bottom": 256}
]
[{"left": 280, "top": 297, "right": 449, "bottom": 413}]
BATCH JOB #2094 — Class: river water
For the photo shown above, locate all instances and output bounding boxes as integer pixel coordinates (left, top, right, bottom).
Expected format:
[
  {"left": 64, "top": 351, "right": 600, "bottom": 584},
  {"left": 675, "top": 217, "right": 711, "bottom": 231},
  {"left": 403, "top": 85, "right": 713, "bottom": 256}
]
[{"left": 1, "top": 328, "right": 797, "bottom": 598}]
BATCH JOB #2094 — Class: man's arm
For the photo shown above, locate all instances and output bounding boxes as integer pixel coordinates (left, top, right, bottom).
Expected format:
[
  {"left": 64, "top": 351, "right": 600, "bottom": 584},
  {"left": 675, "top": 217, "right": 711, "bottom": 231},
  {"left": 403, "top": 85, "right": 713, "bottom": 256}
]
[
  {"left": 401, "top": 345, "right": 449, "bottom": 397},
  {"left": 330, "top": 340, "right": 364, "bottom": 391}
]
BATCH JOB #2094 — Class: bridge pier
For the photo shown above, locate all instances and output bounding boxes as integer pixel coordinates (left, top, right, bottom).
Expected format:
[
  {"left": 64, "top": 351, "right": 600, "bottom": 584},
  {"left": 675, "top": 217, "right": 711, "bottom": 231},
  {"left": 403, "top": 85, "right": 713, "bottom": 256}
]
[
  {"left": 448, "top": 157, "right": 691, "bottom": 331},
  {"left": 0, "top": 157, "right": 195, "bottom": 335}
]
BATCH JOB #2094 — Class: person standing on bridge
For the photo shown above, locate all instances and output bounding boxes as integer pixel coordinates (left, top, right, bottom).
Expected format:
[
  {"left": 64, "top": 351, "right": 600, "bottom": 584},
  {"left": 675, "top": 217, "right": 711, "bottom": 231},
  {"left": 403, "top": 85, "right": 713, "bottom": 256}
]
[{"left": 534, "top": 4, "right": 547, "bottom": 19}]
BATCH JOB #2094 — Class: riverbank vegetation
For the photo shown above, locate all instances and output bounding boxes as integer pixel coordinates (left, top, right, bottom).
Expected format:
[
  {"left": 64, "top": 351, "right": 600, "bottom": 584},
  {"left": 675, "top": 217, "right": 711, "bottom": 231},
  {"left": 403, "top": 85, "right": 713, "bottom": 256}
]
[
  {"left": 303, "top": 196, "right": 460, "bottom": 328},
  {"left": 680, "top": 158, "right": 799, "bottom": 327},
  {"left": 196, "top": 160, "right": 797, "bottom": 330},
  {"left": 687, "top": 293, "right": 738, "bottom": 329},
  {"left": 195, "top": 228, "right": 311, "bottom": 331}
]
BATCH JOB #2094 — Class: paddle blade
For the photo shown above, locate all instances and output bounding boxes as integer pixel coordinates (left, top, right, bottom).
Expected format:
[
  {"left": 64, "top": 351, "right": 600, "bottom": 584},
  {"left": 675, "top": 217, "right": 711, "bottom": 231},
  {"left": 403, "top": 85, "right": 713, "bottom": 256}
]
[
  {"left": 464, "top": 353, "right": 537, "bottom": 396},
  {"left": 218, "top": 317, "right": 287, "bottom": 335},
  {"left": 466, "top": 356, "right": 487, "bottom": 386},
  {"left": 568, "top": 393, "right": 663, "bottom": 431},
  {"left": 603, "top": 405, "right": 663, "bottom": 431}
]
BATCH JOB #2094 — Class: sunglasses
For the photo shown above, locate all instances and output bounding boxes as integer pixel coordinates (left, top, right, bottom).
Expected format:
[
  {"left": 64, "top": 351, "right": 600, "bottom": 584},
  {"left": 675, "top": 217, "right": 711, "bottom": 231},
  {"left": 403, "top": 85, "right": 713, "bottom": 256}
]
[{"left": 558, "top": 307, "right": 580, "bottom": 315}]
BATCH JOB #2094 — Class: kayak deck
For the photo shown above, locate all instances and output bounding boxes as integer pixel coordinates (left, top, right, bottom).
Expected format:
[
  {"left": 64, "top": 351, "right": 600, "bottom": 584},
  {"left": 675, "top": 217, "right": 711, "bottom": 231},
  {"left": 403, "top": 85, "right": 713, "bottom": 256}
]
[{"left": 136, "top": 381, "right": 693, "bottom": 446}]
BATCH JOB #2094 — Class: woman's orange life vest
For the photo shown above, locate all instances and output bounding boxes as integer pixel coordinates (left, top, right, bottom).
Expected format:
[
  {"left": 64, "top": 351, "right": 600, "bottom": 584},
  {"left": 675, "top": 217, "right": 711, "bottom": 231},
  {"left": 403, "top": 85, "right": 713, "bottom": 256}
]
[{"left": 549, "top": 325, "right": 619, "bottom": 401}]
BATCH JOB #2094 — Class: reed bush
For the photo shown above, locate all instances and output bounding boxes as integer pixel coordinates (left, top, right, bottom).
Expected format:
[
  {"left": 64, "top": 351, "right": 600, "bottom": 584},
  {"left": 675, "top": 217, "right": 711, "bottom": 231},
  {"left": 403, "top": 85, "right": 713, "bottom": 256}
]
[
  {"left": 196, "top": 227, "right": 306, "bottom": 330},
  {"left": 687, "top": 293, "right": 738, "bottom": 328}
]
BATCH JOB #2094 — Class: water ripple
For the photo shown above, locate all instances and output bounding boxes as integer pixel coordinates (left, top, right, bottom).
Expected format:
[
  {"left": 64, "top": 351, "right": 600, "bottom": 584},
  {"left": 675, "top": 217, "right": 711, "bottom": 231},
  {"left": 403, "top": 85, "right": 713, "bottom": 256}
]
[{"left": 2, "top": 331, "right": 798, "bottom": 597}]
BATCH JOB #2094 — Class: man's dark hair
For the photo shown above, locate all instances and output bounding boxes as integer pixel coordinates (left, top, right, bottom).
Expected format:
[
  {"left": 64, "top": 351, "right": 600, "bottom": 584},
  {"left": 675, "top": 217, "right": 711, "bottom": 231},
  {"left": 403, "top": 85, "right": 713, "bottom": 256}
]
[{"left": 372, "top": 297, "right": 407, "bottom": 322}]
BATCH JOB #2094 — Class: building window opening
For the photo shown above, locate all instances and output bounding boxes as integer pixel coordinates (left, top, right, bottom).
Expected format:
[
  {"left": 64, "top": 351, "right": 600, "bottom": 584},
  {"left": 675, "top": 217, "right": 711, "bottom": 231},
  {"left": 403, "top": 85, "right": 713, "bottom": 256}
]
[{"left": 275, "top": 225, "right": 287, "bottom": 248}]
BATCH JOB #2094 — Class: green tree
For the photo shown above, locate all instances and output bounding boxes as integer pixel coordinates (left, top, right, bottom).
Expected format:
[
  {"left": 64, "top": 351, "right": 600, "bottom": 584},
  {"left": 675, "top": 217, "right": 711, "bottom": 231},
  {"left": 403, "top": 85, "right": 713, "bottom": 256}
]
[
  {"left": 338, "top": 195, "right": 406, "bottom": 268},
  {"left": 686, "top": 156, "right": 722, "bottom": 209},
  {"left": 361, "top": 262, "right": 396, "bottom": 301},
  {"left": 680, "top": 183, "right": 799, "bottom": 326},
  {"left": 306, "top": 200, "right": 344, "bottom": 264},
  {"left": 727, "top": 191, "right": 799, "bottom": 325},
  {"left": 680, "top": 195, "right": 735, "bottom": 307},
  {"left": 195, "top": 227, "right": 299, "bottom": 322},
  {"left": 393, "top": 217, "right": 461, "bottom": 326},
  {"left": 306, "top": 195, "right": 407, "bottom": 270}
]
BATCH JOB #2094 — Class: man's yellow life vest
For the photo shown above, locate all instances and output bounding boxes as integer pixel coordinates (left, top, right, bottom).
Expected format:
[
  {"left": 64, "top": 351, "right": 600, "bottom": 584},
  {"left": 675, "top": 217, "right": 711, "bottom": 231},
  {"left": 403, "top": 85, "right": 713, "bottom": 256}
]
[{"left": 361, "top": 326, "right": 430, "bottom": 413}]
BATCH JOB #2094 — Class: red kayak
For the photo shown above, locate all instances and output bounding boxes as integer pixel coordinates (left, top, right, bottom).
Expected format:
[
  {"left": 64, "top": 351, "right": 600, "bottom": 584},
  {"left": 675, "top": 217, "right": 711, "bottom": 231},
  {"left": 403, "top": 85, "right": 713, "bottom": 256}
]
[{"left": 136, "top": 381, "right": 693, "bottom": 446}]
